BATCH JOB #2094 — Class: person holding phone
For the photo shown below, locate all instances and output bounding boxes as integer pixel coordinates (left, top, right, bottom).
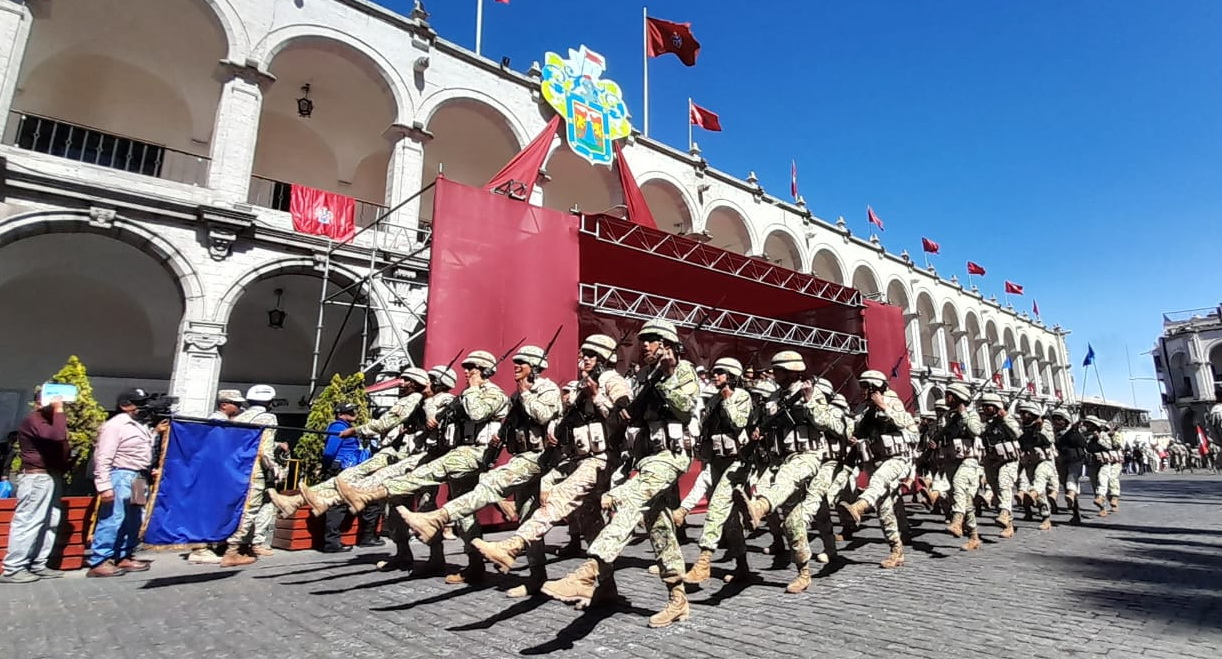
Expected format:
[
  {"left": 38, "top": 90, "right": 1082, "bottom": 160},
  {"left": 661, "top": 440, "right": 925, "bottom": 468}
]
[{"left": 0, "top": 393, "right": 69, "bottom": 584}]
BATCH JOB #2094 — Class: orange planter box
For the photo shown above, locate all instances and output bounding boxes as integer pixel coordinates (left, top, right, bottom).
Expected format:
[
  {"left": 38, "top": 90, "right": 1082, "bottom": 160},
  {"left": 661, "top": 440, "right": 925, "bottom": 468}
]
[
  {"left": 270, "top": 495, "right": 375, "bottom": 551},
  {"left": 0, "top": 496, "right": 96, "bottom": 570}
]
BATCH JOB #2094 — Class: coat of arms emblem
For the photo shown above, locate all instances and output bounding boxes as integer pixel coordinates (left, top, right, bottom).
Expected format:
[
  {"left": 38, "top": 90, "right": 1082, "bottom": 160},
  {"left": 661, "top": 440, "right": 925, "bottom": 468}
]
[{"left": 541, "top": 45, "right": 632, "bottom": 167}]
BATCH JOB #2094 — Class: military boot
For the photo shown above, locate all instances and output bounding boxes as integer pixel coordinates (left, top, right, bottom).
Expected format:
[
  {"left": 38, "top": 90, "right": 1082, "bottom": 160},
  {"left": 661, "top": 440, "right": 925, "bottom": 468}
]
[
  {"left": 268, "top": 489, "right": 304, "bottom": 518},
  {"left": 999, "top": 513, "right": 1016, "bottom": 539},
  {"left": 1022, "top": 492, "right": 1037, "bottom": 521},
  {"left": 219, "top": 547, "right": 256, "bottom": 568},
  {"left": 736, "top": 491, "right": 771, "bottom": 531},
  {"left": 416, "top": 540, "right": 447, "bottom": 577},
  {"left": 995, "top": 509, "right": 1012, "bottom": 529},
  {"left": 298, "top": 483, "right": 330, "bottom": 516},
  {"left": 1108, "top": 496, "right": 1119, "bottom": 513},
  {"left": 1093, "top": 495, "right": 1107, "bottom": 517},
  {"left": 473, "top": 535, "right": 526, "bottom": 574},
  {"left": 1050, "top": 496, "right": 1060, "bottom": 515},
  {"left": 541, "top": 558, "right": 602, "bottom": 608},
  {"left": 926, "top": 489, "right": 941, "bottom": 511},
  {"left": 723, "top": 554, "right": 754, "bottom": 584},
  {"left": 1039, "top": 518, "right": 1052, "bottom": 531},
  {"left": 506, "top": 565, "right": 547, "bottom": 599},
  {"left": 648, "top": 580, "right": 691, "bottom": 629},
  {"left": 444, "top": 554, "right": 486, "bottom": 585},
  {"left": 1068, "top": 494, "right": 1082, "bottom": 526},
  {"left": 962, "top": 531, "right": 982, "bottom": 551},
  {"left": 839, "top": 499, "right": 870, "bottom": 525},
  {"left": 578, "top": 574, "right": 619, "bottom": 611},
  {"left": 671, "top": 506, "right": 689, "bottom": 528},
  {"left": 336, "top": 479, "right": 387, "bottom": 514},
  {"left": 683, "top": 549, "right": 713, "bottom": 585},
  {"left": 785, "top": 565, "right": 812, "bottom": 594},
  {"left": 403, "top": 507, "right": 451, "bottom": 544},
  {"left": 947, "top": 512, "right": 965, "bottom": 538},
  {"left": 879, "top": 541, "right": 905, "bottom": 569}
]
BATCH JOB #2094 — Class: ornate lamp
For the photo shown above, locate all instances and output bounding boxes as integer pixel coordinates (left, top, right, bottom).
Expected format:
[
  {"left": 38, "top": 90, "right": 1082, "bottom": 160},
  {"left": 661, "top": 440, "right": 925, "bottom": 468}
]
[
  {"left": 267, "top": 288, "right": 287, "bottom": 329},
  {"left": 296, "top": 84, "right": 314, "bottom": 118}
]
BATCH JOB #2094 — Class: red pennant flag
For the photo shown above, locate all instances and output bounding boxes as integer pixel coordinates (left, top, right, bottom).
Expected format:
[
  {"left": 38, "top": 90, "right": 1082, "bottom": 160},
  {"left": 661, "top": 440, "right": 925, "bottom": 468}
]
[
  {"left": 646, "top": 17, "right": 701, "bottom": 66},
  {"left": 992, "top": 372, "right": 1004, "bottom": 387},
  {"left": 967, "top": 261, "right": 987, "bottom": 276},
  {"left": 1005, "top": 281, "right": 1024, "bottom": 295},
  {"left": 612, "top": 141, "right": 657, "bottom": 230},
  {"left": 921, "top": 237, "right": 940, "bottom": 254},
  {"left": 790, "top": 160, "right": 799, "bottom": 201},
  {"left": 689, "top": 102, "right": 722, "bottom": 131},
  {"left": 1033, "top": 299, "right": 1041, "bottom": 317},
  {"left": 867, "top": 206, "right": 884, "bottom": 231},
  {"left": 1198, "top": 426, "right": 1211, "bottom": 455},
  {"left": 290, "top": 185, "right": 355, "bottom": 242},
  {"left": 950, "top": 361, "right": 964, "bottom": 380}
]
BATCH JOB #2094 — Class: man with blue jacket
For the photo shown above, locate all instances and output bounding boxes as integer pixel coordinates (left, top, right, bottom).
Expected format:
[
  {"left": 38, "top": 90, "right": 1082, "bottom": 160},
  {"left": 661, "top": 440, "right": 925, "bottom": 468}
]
[{"left": 321, "top": 403, "right": 362, "bottom": 553}]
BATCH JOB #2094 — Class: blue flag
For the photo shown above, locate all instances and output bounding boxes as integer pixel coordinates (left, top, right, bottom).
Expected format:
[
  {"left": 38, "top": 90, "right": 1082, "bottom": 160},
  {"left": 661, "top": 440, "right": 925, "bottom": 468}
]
[
  {"left": 1003, "top": 356, "right": 1013, "bottom": 370},
  {"left": 145, "top": 420, "right": 264, "bottom": 545},
  {"left": 1083, "top": 344, "right": 1096, "bottom": 367}
]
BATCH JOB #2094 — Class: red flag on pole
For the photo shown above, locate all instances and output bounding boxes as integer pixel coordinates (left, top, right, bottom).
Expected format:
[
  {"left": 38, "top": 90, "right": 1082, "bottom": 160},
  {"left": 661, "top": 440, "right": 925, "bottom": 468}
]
[
  {"left": 867, "top": 206, "right": 884, "bottom": 231},
  {"left": 290, "top": 185, "right": 355, "bottom": 242},
  {"left": 992, "top": 372, "right": 1004, "bottom": 387},
  {"left": 1027, "top": 382, "right": 1036, "bottom": 394},
  {"left": 950, "top": 361, "right": 964, "bottom": 380},
  {"left": 646, "top": 17, "right": 701, "bottom": 66},
  {"left": 1005, "top": 281, "right": 1025, "bottom": 295},
  {"left": 689, "top": 102, "right": 722, "bottom": 131},
  {"left": 1198, "top": 426, "right": 1211, "bottom": 455},
  {"left": 921, "top": 237, "right": 940, "bottom": 254},
  {"left": 613, "top": 141, "right": 657, "bottom": 230},
  {"left": 1033, "top": 299, "right": 1041, "bottom": 317},
  {"left": 967, "top": 261, "right": 987, "bottom": 276},
  {"left": 790, "top": 160, "right": 799, "bottom": 201}
]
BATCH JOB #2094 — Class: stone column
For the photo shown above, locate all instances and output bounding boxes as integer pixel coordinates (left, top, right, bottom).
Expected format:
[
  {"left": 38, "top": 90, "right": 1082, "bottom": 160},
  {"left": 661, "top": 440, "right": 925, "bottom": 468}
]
[
  {"left": 171, "top": 321, "right": 228, "bottom": 417},
  {"left": 0, "top": 1, "right": 33, "bottom": 138},
  {"left": 206, "top": 60, "right": 274, "bottom": 205},
  {"left": 382, "top": 123, "right": 432, "bottom": 245}
]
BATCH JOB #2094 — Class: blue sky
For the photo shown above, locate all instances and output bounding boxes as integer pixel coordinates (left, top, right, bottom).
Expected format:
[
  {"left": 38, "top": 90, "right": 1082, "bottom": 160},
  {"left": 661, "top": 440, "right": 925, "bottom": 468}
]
[{"left": 378, "top": 0, "right": 1222, "bottom": 416}]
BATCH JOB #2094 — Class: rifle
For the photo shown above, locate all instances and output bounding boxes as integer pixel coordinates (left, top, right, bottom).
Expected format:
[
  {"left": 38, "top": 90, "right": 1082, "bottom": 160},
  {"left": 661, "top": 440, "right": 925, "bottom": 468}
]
[
  {"left": 500, "top": 327, "right": 564, "bottom": 450},
  {"left": 758, "top": 388, "right": 810, "bottom": 438},
  {"left": 691, "top": 294, "right": 728, "bottom": 362}
]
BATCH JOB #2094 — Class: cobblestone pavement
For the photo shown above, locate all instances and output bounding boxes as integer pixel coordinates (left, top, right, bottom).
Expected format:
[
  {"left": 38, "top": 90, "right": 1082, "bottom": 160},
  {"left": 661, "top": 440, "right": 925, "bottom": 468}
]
[{"left": 3, "top": 472, "right": 1221, "bottom": 659}]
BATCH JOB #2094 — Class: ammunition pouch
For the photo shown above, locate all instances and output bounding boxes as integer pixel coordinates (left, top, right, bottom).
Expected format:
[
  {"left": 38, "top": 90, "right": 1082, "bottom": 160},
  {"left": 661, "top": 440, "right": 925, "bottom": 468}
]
[
  {"left": 506, "top": 424, "right": 548, "bottom": 455},
  {"left": 708, "top": 432, "right": 747, "bottom": 458},
  {"left": 571, "top": 422, "right": 608, "bottom": 457},
  {"left": 867, "top": 433, "right": 908, "bottom": 461},
  {"left": 1058, "top": 447, "right": 1087, "bottom": 464},
  {"left": 987, "top": 440, "right": 1020, "bottom": 461}
]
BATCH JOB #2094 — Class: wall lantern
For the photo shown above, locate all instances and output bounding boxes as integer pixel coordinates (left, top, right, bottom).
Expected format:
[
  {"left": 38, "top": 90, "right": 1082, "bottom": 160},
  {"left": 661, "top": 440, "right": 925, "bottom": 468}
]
[
  {"left": 268, "top": 288, "right": 287, "bottom": 329},
  {"left": 296, "top": 84, "right": 314, "bottom": 118}
]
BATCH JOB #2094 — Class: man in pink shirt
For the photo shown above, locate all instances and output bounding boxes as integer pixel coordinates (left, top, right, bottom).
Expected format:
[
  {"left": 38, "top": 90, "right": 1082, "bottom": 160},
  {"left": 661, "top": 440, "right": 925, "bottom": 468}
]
[{"left": 87, "top": 389, "right": 157, "bottom": 578}]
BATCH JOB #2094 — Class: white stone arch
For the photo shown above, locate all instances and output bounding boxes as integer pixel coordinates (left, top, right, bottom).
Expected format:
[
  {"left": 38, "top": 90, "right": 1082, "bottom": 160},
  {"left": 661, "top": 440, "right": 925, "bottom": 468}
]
[
  {"left": 212, "top": 257, "right": 389, "bottom": 332},
  {"left": 850, "top": 262, "right": 882, "bottom": 298},
  {"left": 941, "top": 300, "right": 962, "bottom": 368},
  {"left": 701, "top": 201, "right": 756, "bottom": 256},
  {"left": 758, "top": 225, "right": 804, "bottom": 271},
  {"left": 1207, "top": 340, "right": 1222, "bottom": 390},
  {"left": 199, "top": 0, "right": 251, "bottom": 61},
  {"left": 914, "top": 290, "right": 939, "bottom": 369},
  {"left": 922, "top": 383, "right": 945, "bottom": 414},
  {"left": 965, "top": 311, "right": 984, "bottom": 378},
  {"left": 253, "top": 25, "right": 414, "bottom": 122},
  {"left": 1169, "top": 350, "right": 1195, "bottom": 399},
  {"left": 637, "top": 172, "right": 697, "bottom": 235},
  {"left": 811, "top": 247, "right": 845, "bottom": 285},
  {"left": 1003, "top": 326, "right": 1019, "bottom": 387},
  {"left": 417, "top": 88, "right": 529, "bottom": 150}
]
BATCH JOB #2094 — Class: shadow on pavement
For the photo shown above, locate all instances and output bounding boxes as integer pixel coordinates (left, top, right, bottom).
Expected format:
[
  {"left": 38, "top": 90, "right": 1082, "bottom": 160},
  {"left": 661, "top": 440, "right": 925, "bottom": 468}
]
[
  {"left": 369, "top": 582, "right": 496, "bottom": 612},
  {"left": 518, "top": 600, "right": 654, "bottom": 656},
  {"left": 447, "top": 595, "right": 549, "bottom": 631},
  {"left": 139, "top": 571, "right": 238, "bottom": 589}
]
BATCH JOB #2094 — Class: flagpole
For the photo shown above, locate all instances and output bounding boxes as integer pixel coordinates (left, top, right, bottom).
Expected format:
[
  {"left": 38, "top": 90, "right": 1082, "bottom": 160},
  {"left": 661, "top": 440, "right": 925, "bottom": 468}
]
[
  {"left": 967, "top": 273, "right": 974, "bottom": 289},
  {"left": 642, "top": 6, "right": 650, "bottom": 137},
  {"left": 687, "top": 98, "right": 693, "bottom": 151},
  {"left": 1093, "top": 362, "right": 1107, "bottom": 402},
  {"left": 475, "top": 0, "right": 484, "bottom": 56},
  {"left": 1079, "top": 364, "right": 1089, "bottom": 403}
]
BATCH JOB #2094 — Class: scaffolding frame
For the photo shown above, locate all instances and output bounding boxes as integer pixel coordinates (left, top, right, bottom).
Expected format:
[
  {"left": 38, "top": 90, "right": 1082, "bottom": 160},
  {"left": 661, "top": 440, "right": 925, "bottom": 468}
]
[{"left": 580, "top": 283, "right": 866, "bottom": 354}]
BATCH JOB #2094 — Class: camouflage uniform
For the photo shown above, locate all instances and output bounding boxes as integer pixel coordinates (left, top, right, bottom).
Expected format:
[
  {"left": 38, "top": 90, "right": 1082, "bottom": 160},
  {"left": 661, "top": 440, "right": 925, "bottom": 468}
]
[
  {"left": 784, "top": 402, "right": 851, "bottom": 569},
  {"left": 227, "top": 405, "right": 278, "bottom": 546},
  {"left": 980, "top": 404, "right": 1022, "bottom": 535},
  {"left": 935, "top": 401, "right": 985, "bottom": 541},
  {"left": 1017, "top": 412, "right": 1056, "bottom": 528}
]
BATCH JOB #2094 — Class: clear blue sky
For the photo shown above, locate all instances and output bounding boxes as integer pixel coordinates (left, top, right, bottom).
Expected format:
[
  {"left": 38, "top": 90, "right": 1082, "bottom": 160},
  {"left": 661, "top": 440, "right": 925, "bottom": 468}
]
[{"left": 379, "top": 0, "right": 1222, "bottom": 417}]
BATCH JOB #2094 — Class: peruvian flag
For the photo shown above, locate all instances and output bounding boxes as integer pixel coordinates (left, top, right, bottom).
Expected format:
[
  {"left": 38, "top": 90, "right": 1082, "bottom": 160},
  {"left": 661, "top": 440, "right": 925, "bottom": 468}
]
[
  {"left": 867, "top": 206, "right": 884, "bottom": 231},
  {"left": 646, "top": 17, "right": 701, "bottom": 66},
  {"left": 921, "top": 237, "right": 940, "bottom": 254},
  {"left": 1197, "top": 426, "right": 1210, "bottom": 456},
  {"left": 689, "top": 101, "right": 722, "bottom": 131},
  {"left": 791, "top": 160, "right": 799, "bottom": 200},
  {"left": 1027, "top": 381, "right": 1036, "bottom": 394},
  {"left": 1005, "top": 281, "right": 1025, "bottom": 295},
  {"left": 967, "top": 261, "right": 987, "bottom": 276},
  {"left": 290, "top": 184, "right": 355, "bottom": 242},
  {"left": 950, "top": 361, "right": 964, "bottom": 380},
  {"left": 993, "top": 372, "right": 1004, "bottom": 387},
  {"left": 1033, "top": 299, "right": 1041, "bottom": 317}
]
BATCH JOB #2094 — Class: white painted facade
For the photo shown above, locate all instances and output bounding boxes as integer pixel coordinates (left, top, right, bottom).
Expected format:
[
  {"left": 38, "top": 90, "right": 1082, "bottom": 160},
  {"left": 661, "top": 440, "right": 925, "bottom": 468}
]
[
  {"left": 1153, "top": 304, "right": 1222, "bottom": 441},
  {"left": 0, "top": 0, "right": 1073, "bottom": 430}
]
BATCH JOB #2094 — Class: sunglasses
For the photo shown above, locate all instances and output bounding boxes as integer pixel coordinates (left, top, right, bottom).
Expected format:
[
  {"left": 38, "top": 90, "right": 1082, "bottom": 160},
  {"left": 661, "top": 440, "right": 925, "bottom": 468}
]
[
  {"left": 461, "top": 363, "right": 479, "bottom": 370},
  {"left": 711, "top": 369, "right": 729, "bottom": 377},
  {"left": 580, "top": 350, "right": 600, "bottom": 359},
  {"left": 639, "top": 334, "right": 662, "bottom": 343}
]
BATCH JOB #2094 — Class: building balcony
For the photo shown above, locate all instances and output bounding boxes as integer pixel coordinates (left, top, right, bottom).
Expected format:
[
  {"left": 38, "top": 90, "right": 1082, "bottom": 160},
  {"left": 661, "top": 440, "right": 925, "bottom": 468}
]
[{"left": 247, "top": 175, "right": 388, "bottom": 229}]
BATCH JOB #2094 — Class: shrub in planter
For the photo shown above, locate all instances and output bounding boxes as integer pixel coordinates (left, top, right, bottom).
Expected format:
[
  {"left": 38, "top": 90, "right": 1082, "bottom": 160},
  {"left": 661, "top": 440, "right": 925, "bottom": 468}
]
[{"left": 293, "top": 373, "right": 370, "bottom": 484}]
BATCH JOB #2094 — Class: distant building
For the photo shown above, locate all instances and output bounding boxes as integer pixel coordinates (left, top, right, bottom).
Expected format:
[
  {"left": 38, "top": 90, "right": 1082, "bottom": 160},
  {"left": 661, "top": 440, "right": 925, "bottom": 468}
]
[
  {"left": 1152, "top": 304, "right": 1222, "bottom": 442},
  {"left": 1078, "top": 395, "right": 1152, "bottom": 448}
]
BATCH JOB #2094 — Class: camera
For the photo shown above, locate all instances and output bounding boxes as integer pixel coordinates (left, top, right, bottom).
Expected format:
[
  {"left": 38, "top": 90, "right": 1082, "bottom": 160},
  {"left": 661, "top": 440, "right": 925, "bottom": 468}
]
[{"left": 138, "top": 394, "right": 179, "bottom": 424}]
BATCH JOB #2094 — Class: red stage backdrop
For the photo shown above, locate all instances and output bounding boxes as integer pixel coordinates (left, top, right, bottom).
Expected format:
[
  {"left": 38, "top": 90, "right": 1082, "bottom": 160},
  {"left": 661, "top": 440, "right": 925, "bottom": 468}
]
[{"left": 862, "top": 300, "right": 914, "bottom": 407}]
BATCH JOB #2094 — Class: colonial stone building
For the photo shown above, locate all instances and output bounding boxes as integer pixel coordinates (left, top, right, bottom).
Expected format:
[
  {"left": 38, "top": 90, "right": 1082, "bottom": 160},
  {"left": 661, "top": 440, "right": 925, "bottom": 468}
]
[
  {"left": 1153, "top": 304, "right": 1222, "bottom": 441},
  {"left": 0, "top": 0, "right": 1074, "bottom": 429}
]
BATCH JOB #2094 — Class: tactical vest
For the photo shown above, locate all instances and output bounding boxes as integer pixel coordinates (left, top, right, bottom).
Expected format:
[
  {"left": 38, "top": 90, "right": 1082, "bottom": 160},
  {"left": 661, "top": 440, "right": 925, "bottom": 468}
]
[
  {"left": 937, "top": 410, "right": 983, "bottom": 461},
  {"left": 855, "top": 406, "right": 909, "bottom": 463},
  {"left": 981, "top": 419, "right": 1020, "bottom": 461},
  {"left": 1018, "top": 425, "right": 1054, "bottom": 464},
  {"left": 701, "top": 394, "right": 748, "bottom": 458},
  {"left": 501, "top": 392, "right": 549, "bottom": 455}
]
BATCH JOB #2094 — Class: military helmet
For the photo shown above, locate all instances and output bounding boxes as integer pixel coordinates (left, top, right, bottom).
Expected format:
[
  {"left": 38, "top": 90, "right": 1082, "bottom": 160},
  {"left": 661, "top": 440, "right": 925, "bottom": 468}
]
[
  {"left": 858, "top": 370, "right": 888, "bottom": 387},
  {"left": 978, "top": 392, "right": 1005, "bottom": 408},
  {"left": 400, "top": 367, "right": 430, "bottom": 388},
  {"left": 934, "top": 397, "right": 949, "bottom": 412},
  {"left": 563, "top": 380, "right": 580, "bottom": 393},
  {"left": 1049, "top": 408, "right": 1073, "bottom": 423},
  {"left": 771, "top": 350, "right": 807, "bottom": 372},
  {"left": 217, "top": 389, "right": 245, "bottom": 405},
  {"left": 831, "top": 393, "right": 850, "bottom": 411},
  {"left": 811, "top": 377, "right": 833, "bottom": 396},
  {"left": 428, "top": 365, "right": 458, "bottom": 389},
  {"left": 712, "top": 357, "right": 744, "bottom": 378},
  {"left": 945, "top": 383, "right": 972, "bottom": 404},
  {"left": 334, "top": 402, "right": 358, "bottom": 416},
  {"left": 513, "top": 345, "right": 549, "bottom": 372},
  {"left": 462, "top": 350, "right": 497, "bottom": 373},
  {"left": 750, "top": 379, "right": 779, "bottom": 397},
  {"left": 638, "top": 318, "right": 679, "bottom": 344},
  {"left": 920, "top": 411, "right": 937, "bottom": 420},
  {"left": 1016, "top": 401, "right": 1042, "bottom": 416},
  {"left": 581, "top": 334, "right": 617, "bottom": 361},
  {"left": 245, "top": 384, "right": 277, "bottom": 403},
  {"left": 1081, "top": 415, "right": 1104, "bottom": 429}
]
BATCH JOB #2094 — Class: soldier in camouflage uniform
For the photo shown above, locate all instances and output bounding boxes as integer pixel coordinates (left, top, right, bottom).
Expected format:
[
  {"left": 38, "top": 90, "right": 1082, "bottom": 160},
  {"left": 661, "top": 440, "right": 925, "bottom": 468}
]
[
  {"left": 1083, "top": 416, "right": 1121, "bottom": 516},
  {"left": 1015, "top": 401, "right": 1056, "bottom": 531},
  {"left": 932, "top": 384, "right": 985, "bottom": 550},
  {"left": 681, "top": 357, "right": 754, "bottom": 585},
  {"left": 220, "top": 385, "right": 280, "bottom": 568},
  {"left": 839, "top": 370, "right": 918, "bottom": 569},
  {"left": 542, "top": 318, "right": 698, "bottom": 629},
  {"left": 402, "top": 345, "right": 562, "bottom": 595},
  {"left": 979, "top": 392, "right": 1022, "bottom": 539},
  {"left": 1051, "top": 408, "right": 1086, "bottom": 525},
  {"left": 476, "top": 335, "right": 632, "bottom": 598},
  {"left": 336, "top": 350, "right": 508, "bottom": 584}
]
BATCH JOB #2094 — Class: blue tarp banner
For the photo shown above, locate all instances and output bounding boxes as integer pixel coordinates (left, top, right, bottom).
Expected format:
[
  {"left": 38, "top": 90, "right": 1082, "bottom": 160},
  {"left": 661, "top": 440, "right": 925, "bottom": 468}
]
[{"left": 144, "top": 420, "right": 263, "bottom": 544}]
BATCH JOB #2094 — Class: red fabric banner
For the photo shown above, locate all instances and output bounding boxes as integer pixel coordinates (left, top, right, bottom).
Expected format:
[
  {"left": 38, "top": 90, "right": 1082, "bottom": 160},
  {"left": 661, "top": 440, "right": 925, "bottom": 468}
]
[
  {"left": 689, "top": 102, "right": 722, "bottom": 131},
  {"left": 950, "top": 361, "right": 964, "bottom": 380},
  {"left": 484, "top": 115, "right": 561, "bottom": 201},
  {"left": 921, "top": 237, "right": 940, "bottom": 254},
  {"left": 967, "top": 261, "right": 986, "bottom": 276},
  {"left": 862, "top": 300, "right": 913, "bottom": 410},
  {"left": 290, "top": 185, "right": 355, "bottom": 242},
  {"left": 613, "top": 141, "right": 657, "bottom": 229},
  {"left": 867, "top": 206, "right": 885, "bottom": 231},
  {"left": 646, "top": 17, "right": 701, "bottom": 66},
  {"left": 1005, "top": 281, "right": 1025, "bottom": 295}
]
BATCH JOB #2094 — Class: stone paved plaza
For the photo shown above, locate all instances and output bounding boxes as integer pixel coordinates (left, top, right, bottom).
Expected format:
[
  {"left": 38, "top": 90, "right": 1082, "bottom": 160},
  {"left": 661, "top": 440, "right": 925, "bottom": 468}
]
[{"left": 3, "top": 473, "right": 1221, "bottom": 659}]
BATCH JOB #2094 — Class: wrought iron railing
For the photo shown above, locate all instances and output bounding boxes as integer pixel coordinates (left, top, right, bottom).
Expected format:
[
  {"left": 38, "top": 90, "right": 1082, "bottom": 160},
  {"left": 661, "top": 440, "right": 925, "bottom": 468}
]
[
  {"left": 923, "top": 354, "right": 942, "bottom": 370},
  {"left": 4, "top": 111, "right": 209, "bottom": 185}
]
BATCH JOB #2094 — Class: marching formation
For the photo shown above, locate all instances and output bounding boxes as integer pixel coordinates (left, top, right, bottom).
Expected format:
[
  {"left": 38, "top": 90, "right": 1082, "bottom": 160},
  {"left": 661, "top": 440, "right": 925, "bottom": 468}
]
[{"left": 260, "top": 317, "right": 1127, "bottom": 628}]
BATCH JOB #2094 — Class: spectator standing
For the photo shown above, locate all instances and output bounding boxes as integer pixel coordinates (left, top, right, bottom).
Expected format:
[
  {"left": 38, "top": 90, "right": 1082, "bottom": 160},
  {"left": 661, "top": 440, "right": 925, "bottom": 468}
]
[
  {"left": 320, "top": 403, "right": 361, "bottom": 552},
  {"left": 1, "top": 397, "right": 69, "bottom": 583},
  {"left": 87, "top": 389, "right": 157, "bottom": 578}
]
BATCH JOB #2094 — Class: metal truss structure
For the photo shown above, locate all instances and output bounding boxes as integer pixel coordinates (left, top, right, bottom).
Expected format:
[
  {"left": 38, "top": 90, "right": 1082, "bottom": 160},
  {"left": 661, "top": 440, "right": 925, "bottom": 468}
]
[
  {"left": 580, "top": 283, "right": 867, "bottom": 354},
  {"left": 580, "top": 214, "right": 863, "bottom": 308}
]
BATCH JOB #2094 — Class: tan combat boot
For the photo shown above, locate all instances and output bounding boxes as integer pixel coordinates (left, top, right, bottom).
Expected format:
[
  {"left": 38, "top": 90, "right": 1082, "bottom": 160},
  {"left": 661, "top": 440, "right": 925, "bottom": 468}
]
[
  {"left": 839, "top": 499, "right": 870, "bottom": 525},
  {"left": 473, "top": 535, "right": 527, "bottom": 574},
  {"left": 785, "top": 565, "right": 812, "bottom": 594},
  {"left": 577, "top": 574, "right": 619, "bottom": 611},
  {"left": 736, "top": 491, "right": 771, "bottom": 531},
  {"left": 252, "top": 546, "right": 275, "bottom": 557},
  {"left": 1039, "top": 518, "right": 1052, "bottom": 531},
  {"left": 444, "top": 555, "right": 486, "bottom": 585},
  {"left": 947, "top": 512, "right": 965, "bottom": 538},
  {"left": 268, "top": 489, "right": 304, "bottom": 518},
  {"left": 1108, "top": 496, "right": 1119, "bottom": 512},
  {"left": 648, "top": 581, "right": 691, "bottom": 628},
  {"left": 1093, "top": 495, "right": 1107, "bottom": 516},
  {"left": 298, "top": 483, "right": 330, "bottom": 516},
  {"left": 336, "top": 479, "right": 387, "bottom": 514},
  {"left": 723, "top": 555, "right": 753, "bottom": 583},
  {"left": 541, "top": 558, "right": 602, "bottom": 607},
  {"left": 999, "top": 514, "right": 1015, "bottom": 539},
  {"left": 683, "top": 549, "right": 713, "bottom": 584},
  {"left": 995, "top": 509, "right": 1012, "bottom": 529},
  {"left": 219, "top": 547, "right": 256, "bottom": 568},
  {"left": 671, "top": 507, "right": 689, "bottom": 528},
  {"left": 879, "top": 541, "right": 905, "bottom": 569},
  {"left": 506, "top": 566, "right": 547, "bottom": 598},
  {"left": 962, "top": 532, "right": 982, "bottom": 551},
  {"left": 495, "top": 498, "right": 519, "bottom": 522},
  {"left": 402, "top": 507, "right": 451, "bottom": 544}
]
